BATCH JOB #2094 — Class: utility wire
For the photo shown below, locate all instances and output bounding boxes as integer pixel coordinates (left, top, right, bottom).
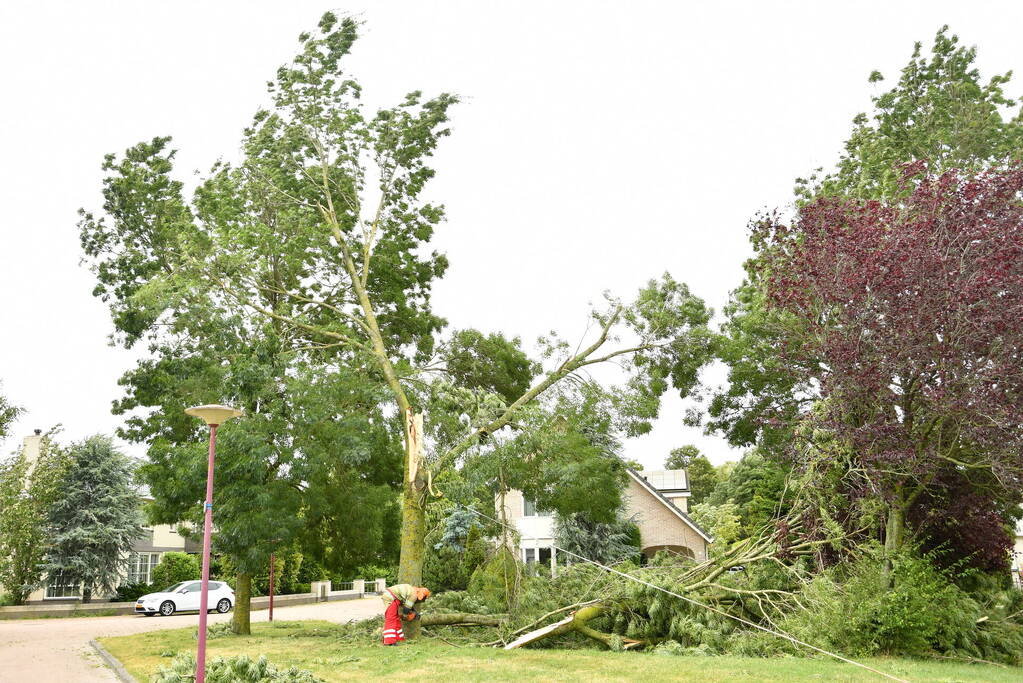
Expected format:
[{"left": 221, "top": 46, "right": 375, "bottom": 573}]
[{"left": 459, "top": 504, "right": 909, "bottom": 683}]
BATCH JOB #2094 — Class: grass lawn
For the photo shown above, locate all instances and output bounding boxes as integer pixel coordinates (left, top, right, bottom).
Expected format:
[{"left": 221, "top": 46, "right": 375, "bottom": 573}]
[{"left": 99, "top": 620, "right": 1020, "bottom": 682}]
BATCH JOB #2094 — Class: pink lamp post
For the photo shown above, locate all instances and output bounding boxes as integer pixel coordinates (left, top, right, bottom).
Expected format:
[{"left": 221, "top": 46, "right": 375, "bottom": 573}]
[{"left": 185, "top": 404, "right": 243, "bottom": 683}]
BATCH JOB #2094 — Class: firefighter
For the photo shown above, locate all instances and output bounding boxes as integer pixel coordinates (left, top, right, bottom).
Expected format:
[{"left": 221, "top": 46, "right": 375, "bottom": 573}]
[{"left": 381, "top": 584, "right": 431, "bottom": 645}]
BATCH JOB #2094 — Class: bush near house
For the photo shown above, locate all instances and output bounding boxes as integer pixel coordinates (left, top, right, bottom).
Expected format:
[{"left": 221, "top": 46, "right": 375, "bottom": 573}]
[
  {"left": 113, "top": 582, "right": 155, "bottom": 602},
  {"left": 151, "top": 552, "right": 200, "bottom": 589}
]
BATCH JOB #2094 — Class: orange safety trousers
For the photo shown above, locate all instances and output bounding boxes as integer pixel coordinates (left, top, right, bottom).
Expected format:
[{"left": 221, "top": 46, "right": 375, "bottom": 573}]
[{"left": 382, "top": 595, "right": 405, "bottom": 645}]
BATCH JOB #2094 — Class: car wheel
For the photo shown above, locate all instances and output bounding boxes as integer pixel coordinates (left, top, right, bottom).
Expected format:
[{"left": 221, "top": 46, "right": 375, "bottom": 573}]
[
  {"left": 159, "top": 601, "right": 175, "bottom": 617},
  {"left": 216, "top": 598, "right": 232, "bottom": 613}
]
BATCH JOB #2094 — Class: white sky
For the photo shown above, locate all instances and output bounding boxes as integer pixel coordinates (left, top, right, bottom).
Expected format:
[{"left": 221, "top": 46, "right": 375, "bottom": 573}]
[{"left": 2, "top": 1, "right": 1021, "bottom": 469}]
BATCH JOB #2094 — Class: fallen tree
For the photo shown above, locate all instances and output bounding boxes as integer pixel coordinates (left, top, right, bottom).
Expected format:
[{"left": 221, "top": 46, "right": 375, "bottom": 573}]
[
  {"left": 420, "top": 612, "right": 506, "bottom": 627},
  {"left": 505, "top": 605, "right": 644, "bottom": 651}
]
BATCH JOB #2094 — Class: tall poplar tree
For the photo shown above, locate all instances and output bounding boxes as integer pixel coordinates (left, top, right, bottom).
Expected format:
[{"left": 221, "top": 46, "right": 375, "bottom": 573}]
[{"left": 80, "top": 14, "right": 716, "bottom": 622}]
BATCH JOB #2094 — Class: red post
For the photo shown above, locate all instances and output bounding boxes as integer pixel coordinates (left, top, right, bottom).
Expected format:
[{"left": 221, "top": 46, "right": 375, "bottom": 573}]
[
  {"left": 269, "top": 552, "right": 275, "bottom": 622},
  {"left": 196, "top": 423, "right": 218, "bottom": 683}
]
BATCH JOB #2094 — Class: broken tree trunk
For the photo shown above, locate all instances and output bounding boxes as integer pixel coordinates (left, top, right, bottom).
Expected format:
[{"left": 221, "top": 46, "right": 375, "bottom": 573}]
[
  {"left": 421, "top": 612, "right": 507, "bottom": 627},
  {"left": 503, "top": 605, "right": 643, "bottom": 651}
]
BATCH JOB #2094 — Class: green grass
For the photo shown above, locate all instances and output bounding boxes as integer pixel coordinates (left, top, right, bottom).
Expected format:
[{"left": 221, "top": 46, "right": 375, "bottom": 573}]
[{"left": 99, "top": 620, "right": 1020, "bottom": 682}]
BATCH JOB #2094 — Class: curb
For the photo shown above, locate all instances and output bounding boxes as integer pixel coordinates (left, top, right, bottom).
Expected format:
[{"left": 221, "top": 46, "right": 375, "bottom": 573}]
[{"left": 89, "top": 639, "right": 139, "bottom": 683}]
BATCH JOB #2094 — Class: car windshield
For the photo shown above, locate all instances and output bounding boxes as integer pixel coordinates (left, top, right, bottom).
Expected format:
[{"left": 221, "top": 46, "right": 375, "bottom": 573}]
[{"left": 161, "top": 582, "right": 188, "bottom": 593}]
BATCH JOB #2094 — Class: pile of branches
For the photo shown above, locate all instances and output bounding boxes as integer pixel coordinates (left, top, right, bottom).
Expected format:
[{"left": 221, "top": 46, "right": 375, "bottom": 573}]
[{"left": 422, "top": 516, "right": 836, "bottom": 652}]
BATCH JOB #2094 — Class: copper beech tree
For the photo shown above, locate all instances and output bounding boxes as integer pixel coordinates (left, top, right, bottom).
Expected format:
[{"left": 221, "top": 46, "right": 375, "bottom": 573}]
[{"left": 756, "top": 163, "right": 1023, "bottom": 566}]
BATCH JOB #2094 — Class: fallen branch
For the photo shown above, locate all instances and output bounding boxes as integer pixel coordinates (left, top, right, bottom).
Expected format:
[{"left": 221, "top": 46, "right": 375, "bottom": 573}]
[
  {"left": 504, "top": 600, "right": 602, "bottom": 640},
  {"left": 503, "top": 604, "right": 643, "bottom": 651},
  {"left": 421, "top": 612, "right": 507, "bottom": 627}
]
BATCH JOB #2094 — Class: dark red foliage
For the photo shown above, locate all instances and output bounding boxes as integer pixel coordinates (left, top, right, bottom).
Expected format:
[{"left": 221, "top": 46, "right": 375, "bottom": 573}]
[
  {"left": 910, "top": 468, "right": 1016, "bottom": 572},
  {"left": 757, "top": 164, "right": 1023, "bottom": 565}
]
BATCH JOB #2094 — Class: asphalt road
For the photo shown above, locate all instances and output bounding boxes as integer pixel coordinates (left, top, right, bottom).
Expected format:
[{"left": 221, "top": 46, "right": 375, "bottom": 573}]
[{"left": 0, "top": 598, "right": 383, "bottom": 682}]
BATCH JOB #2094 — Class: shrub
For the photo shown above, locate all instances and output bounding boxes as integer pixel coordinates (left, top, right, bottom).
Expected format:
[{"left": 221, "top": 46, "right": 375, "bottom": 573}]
[
  {"left": 428, "top": 590, "right": 496, "bottom": 615},
  {"left": 112, "top": 581, "right": 154, "bottom": 602},
  {"left": 152, "top": 653, "right": 323, "bottom": 682},
  {"left": 781, "top": 545, "right": 1023, "bottom": 664},
  {"left": 352, "top": 562, "right": 397, "bottom": 585},
  {"left": 423, "top": 545, "right": 469, "bottom": 592},
  {"left": 468, "top": 547, "right": 520, "bottom": 611},
  {"left": 151, "top": 552, "right": 200, "bottom": 589}
]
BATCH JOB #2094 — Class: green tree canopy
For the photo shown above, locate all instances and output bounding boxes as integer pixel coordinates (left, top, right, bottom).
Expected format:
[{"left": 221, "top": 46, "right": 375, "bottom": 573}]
[
  {"left": 0, "top": 432, "right": 68, "bottom": 604},
  {"left": 42, "top": 436, "right": 143, "bottom": 602},
  {"left": 79, "top": 12, "right": 717, "bottom": 605}
]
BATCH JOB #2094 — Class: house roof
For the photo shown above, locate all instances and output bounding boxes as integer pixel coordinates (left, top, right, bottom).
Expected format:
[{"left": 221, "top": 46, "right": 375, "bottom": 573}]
[{"left": 627, "top": 468, "right": 714, "bottom": 543}]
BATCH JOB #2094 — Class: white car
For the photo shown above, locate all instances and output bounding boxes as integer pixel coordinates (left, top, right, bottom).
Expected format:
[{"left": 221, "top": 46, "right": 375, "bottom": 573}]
[{"left": 134, "top": 580, "right": 234, "bottom": 616}]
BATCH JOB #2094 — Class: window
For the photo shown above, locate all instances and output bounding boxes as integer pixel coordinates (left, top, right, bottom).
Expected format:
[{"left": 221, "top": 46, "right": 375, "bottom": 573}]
[
  {"left": 523, "top": 498, "right": 549, "bottom": 517},
  {"left": 46, "top": 571, "right": 79, "bottom": 599},
  {"left": 182, "top": 581, "right": 203, "bottom": 593},
  {"left": 524, "top": 547, "right": 552, "bottom": 565},
  {"left": 128, "top": 552, "right": 161, "bottom": 584}
]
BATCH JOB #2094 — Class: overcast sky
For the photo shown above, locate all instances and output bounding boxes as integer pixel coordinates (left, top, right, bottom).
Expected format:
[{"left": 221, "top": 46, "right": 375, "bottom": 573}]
[{"left": 2, "top": 1, "right": 1021, "bottom": 468}]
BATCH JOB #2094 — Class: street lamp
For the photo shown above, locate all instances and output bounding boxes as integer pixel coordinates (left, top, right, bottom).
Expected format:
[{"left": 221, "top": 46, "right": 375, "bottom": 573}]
[{"left": 185, "top": 404, "right": 243, "bottom": 683}]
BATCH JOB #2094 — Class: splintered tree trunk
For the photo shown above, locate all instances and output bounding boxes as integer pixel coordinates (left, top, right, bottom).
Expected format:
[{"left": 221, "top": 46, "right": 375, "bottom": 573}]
[
  {"left": 397, "top": 409, "right": 427, "bottom": 639},
  {"left": 504, "top": 605, "right": 644, "bottom": 650},
  {"left": 232, "top": 572, "right": 252, "bottom": 635}
]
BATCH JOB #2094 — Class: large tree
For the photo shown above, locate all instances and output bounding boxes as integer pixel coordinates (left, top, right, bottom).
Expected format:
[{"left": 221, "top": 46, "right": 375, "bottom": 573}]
[
  {"left": 79, "top": 12, "right": 716, "bottom": 614},
  {"left": 754, "top": 165, "right": 1023, "bottom": 563},
  {"left": 80, "top": 139, "right": 402, "bottom": 634},
  {"left": 42, "top": 435, "right": 143, "bottom": 602},
  {"left": 710, "top": 27, "right": 1023, "bottom": 454},
  {"left": 707, "top": 27, "right": 1023, "bottom": 565}
]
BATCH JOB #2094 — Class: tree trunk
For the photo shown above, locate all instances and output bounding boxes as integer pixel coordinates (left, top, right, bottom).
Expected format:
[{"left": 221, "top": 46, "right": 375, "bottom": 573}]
[
  {"left": 82, "top": 587, "right": 92, "bottom": 604},
  {"left": 503, "top": 605, "right": 642, "bottom": 650},
  {"left": 397, "top": 487, "right": 426, "bottom": 639},
  {"left": 232, "top": 572, "right": 252, "bottom": 635},
  {"left": 420, "top": 613, "right": 507, "bottom": 627},
  {"left": 884, "top": 505, "right": 905, "bottom": 554}
]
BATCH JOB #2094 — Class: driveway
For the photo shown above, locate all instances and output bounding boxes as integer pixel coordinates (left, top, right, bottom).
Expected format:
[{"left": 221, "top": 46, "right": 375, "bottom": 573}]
[{"left": 0, "top": 598, "right": 383, "bottom": 682}]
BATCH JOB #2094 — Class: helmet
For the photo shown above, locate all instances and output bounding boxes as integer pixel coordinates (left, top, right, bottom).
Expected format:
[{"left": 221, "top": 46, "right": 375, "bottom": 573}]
[{"left": 415, "top": 586, "right": 431, "bottom": 601}]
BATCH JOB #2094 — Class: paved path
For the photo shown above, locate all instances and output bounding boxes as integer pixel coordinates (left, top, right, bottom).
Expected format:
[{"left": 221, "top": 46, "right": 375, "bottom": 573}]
[{"left": 0, "top": 598, "right": 383, "bottom": 683}]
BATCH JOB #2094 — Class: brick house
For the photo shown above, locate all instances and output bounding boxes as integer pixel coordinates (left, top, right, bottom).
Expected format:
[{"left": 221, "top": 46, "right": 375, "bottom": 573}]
[
  {"left": 17, "top": 432, "right": 198, "bottom": 603},
  {"left": 498, "top": 468, "right": 712, "bottom": 571}
]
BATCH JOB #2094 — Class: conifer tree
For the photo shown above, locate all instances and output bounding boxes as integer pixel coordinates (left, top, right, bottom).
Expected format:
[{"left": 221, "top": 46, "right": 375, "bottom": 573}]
[{"left": 42, "top": 436, "right": 143, "bottom": 602}]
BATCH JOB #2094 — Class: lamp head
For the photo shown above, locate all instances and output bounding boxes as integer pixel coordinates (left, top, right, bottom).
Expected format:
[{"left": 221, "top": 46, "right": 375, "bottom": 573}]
[{"left": 185, "top": 404, "right": 244, "bottom": 426}]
